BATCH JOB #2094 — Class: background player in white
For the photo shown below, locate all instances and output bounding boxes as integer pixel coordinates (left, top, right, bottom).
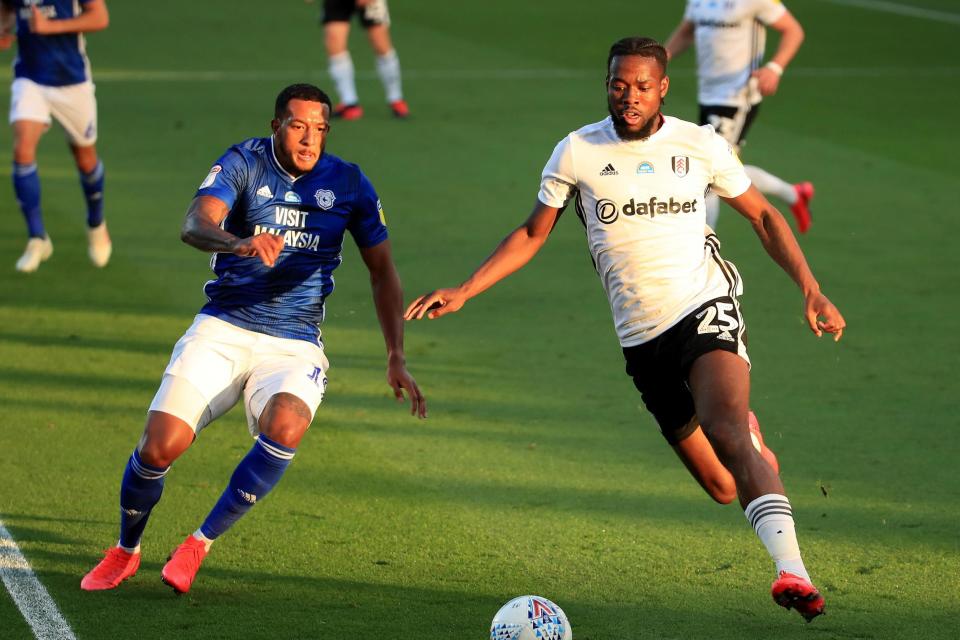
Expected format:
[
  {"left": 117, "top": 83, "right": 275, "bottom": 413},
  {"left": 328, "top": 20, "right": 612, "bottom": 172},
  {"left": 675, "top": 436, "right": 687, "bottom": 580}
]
[
  {"left": 0, "top": 0, "right": 111, "bottom": 272},
  {"left": 321, "top": 0, "right": 408, "bottom": 120},
  {"left": 665, "top": 0, "right": 813, "bottom": 233},
  {"left": 406, "top": 37, "right": 844, "bottom": 622},
  {"left": 80, "top": 83, "right": 426, "bottom": 595}
]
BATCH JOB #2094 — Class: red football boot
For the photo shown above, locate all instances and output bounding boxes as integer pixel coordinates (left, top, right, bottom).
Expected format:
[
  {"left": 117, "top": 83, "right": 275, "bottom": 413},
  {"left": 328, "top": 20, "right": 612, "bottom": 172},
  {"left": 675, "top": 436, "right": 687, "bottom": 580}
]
[
  {"left": 389, "top": 99, "right": 410, "bottom": 118},
  {"left": 790, "top": 182, "right": 814, "bottom": 234},
  {"left": 333, "top": 103, "right": 363, "bottom": 120},
  {"left": 81, "top": 547, "right": 141, "bottom": 591},
  {"left": 748, "top": 410, "right": 780, "bottom": 474},
  {"left": 772, "top": 571, "right": 825, "bottom": 622},
  {"left": 161, "top": 535, "right": 208, "bottom": 594}
]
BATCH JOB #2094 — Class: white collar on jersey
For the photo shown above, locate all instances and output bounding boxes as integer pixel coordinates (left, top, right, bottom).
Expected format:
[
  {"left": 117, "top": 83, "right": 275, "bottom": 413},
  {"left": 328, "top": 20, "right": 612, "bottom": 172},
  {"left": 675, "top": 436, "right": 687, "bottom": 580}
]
[{"left": 269, "top": 135, "right": 299, "bottom": 182}]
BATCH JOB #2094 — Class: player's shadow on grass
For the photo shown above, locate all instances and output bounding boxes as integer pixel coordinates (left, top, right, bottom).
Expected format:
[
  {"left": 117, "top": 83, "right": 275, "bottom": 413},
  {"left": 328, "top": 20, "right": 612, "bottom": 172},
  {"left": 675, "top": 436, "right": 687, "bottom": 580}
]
[{"left": 0, "top": 328, "right": 173, "bottom": 357}]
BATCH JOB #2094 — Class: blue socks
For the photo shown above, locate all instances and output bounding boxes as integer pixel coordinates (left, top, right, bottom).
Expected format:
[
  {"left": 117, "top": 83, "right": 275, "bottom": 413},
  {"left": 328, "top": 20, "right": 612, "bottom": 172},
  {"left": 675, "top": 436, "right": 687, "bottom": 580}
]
[
  {"left": 199, "top": 435, "right": 295, "bottom": 540},
  {"left": 119, "top": 449, "right": 169, "bottom": 549},
  {"left": 79, "top": 160, "right": 105, "bottom": 228},
  {"left": 13, "top": 162, "right": 44, "bottom": 238}
]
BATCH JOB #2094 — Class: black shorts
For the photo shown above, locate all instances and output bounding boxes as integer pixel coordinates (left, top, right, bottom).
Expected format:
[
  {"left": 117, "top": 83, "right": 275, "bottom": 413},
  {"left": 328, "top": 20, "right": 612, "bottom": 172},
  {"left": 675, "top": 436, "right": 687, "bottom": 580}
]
[
  {"left": 699, "top": 103, "right": 761, "bottom": 149},
  {"left": 622, "top": 296, "right": 749, "bottom": 445},
  {"left": 322, "top": 0, "right": 390, "bottom": 27}
]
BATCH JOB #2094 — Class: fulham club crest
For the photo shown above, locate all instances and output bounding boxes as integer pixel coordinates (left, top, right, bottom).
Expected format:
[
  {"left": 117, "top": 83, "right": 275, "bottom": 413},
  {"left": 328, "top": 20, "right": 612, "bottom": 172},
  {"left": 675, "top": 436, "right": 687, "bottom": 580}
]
[{"left": 672, "top": 155, "right": 689, "bottom": 177}]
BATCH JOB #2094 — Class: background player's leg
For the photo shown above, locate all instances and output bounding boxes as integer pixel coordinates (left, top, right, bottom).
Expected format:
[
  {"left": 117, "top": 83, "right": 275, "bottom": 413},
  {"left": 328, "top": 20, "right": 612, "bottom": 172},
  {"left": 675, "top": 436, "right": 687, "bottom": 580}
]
[
  {"left": 325, "top": 21, "right": 362, "bottom": 117},
  {"left": 366, "top": 25, "right": 406, "bottom": 116},
  {"left": 688, "top": 350, "right": 812, "bottom": 583},
  {"left": 744, "top": 165, "right": 812, "bottom": 233},
  {"left": 70, "top": 143, "right": 111, "bottom": 267},
  {"left": 11, "top": 120, "right": 52, "bottom": 271}
]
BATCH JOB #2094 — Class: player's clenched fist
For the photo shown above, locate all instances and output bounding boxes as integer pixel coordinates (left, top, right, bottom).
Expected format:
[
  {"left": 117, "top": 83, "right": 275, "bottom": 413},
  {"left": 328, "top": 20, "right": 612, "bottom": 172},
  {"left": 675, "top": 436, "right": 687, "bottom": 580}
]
[{"left": 232, "top": 232, "right": 285, "bottom": 267}]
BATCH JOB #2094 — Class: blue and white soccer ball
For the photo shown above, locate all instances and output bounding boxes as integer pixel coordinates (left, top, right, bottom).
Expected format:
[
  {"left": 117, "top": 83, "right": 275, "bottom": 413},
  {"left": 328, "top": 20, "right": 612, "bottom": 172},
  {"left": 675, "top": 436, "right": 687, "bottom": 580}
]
[{"left": 490, "top": 595, "right": 572, "bottom": 640}]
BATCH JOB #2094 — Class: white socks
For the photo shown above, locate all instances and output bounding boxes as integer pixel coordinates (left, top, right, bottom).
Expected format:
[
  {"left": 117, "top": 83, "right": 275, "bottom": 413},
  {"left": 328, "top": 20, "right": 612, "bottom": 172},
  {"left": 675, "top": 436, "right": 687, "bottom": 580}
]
[
  {"left": 375, "top": 49, "right": 403, "bottom": 102},
  {"left": 329, "top": 51, "right": 359, "bottom": 105},
  {"left": 744, "top": 165, "right": 797, "bottom": 204},
  {"left": 744, "top": 494, "right": 810, "bottom": 580},
  {"left": 192, "top": 529, "right": 214, "bottom": 552}
]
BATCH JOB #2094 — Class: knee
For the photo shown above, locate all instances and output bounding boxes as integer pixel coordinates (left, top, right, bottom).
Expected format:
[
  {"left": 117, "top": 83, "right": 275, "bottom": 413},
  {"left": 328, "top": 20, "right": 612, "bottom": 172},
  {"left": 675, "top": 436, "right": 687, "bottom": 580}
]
[
  {"left": 138, "top": 438, "right": 184, "bottom": 469},
  {"left": 703, "top": 475, "right": 737, "bottom": 505},
  {"left": 13, "top": 141, "right": 36, "bottom": 165},
  {"left": 701, "top": 419, "right": 753, "bottom": 466},
  {"left": 138, "top": 413, "right": 195, "bottom": 468},
  {"left": 259, "top": 393, "right": 311, "bottom": 448}
]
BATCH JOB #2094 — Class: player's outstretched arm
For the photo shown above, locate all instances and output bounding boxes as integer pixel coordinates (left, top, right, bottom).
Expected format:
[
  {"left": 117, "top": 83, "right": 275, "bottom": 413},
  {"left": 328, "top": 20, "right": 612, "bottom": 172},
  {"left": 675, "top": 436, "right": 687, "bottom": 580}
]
[
  {"left": 360, "top": 239, "right": 427, "bottom": 419},
  {"left": 404, "top": 200, "right": 562, "bottom": 321},
  {"left": 29, "top": 0, "right": 108, "bottom": 36},
  {"left": 181, "top": 195, "right": 284, "bottom": 267},
  {"left": 724, "top": 185, "right": 846, "bottom": 341}
]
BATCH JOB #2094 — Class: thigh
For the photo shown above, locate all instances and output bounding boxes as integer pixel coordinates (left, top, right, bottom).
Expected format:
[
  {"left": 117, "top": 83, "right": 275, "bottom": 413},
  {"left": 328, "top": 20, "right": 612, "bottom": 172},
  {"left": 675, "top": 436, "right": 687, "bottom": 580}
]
[
  {"left": 9, "top": 78, "right": 51, "bottom": 127},
  {"left": 154, "top": 315, "right": 254, "bottom": 431},
  {"left": 243, "top": 336, "right": 330, "bottom": 438},
  {"left": 687, "top": 349, "right": 751, "bottom": 427},
  {"left": 622, "top": 336, "right": 697, "bottom": 445},
  {"left": 322, "top": 0, "right": 356, "bottom": 24},
  {"left": 46, "top": 81, "right": 98, "bottom": 146}
]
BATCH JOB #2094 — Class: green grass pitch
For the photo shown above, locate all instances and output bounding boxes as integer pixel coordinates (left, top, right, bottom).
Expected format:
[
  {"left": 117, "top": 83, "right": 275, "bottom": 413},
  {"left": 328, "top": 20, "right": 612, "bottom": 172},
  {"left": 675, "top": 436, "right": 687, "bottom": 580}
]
[{"left": 1, "top": 1, "right": 958, "bottom": 638}]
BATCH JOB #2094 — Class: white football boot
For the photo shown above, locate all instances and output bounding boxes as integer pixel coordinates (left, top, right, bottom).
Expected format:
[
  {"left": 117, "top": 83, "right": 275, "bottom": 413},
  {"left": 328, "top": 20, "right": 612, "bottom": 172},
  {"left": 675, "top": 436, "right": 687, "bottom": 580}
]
[
  {"left": 15, "top": 236, "right": 53, "bottom": 273},
  {"left": 87, "top": 222, "right": 112, "bottom": 268}
]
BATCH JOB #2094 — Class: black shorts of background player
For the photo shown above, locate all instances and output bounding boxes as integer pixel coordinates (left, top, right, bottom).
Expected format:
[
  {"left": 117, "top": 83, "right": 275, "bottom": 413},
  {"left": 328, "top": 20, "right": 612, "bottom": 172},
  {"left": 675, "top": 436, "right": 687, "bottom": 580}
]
[{"left": 321, "top": 0, "right": 408, "bottom": 120}]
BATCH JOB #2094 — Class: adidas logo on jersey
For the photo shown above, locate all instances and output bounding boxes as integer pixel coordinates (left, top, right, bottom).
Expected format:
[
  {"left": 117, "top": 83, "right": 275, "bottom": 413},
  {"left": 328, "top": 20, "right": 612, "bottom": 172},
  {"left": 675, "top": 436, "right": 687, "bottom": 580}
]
[
  {"left": 717, "top": 330, "right": 735, "bottom": 343},
  {"left": 256, "top": 185, "right": 273, "bottom": 199},
  {"left": 599, "top": 163, "right": 619, "bottom": 176}
]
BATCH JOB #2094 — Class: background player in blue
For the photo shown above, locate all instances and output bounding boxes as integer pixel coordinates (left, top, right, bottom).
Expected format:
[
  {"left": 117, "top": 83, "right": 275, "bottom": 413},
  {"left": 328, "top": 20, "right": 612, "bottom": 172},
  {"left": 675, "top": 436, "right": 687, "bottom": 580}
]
[
  {"left": 81, "top": 83, "right": 426, "bottom": 594},
  {"left": 0, "top": 0, "right": 111, "bottom": 272}
]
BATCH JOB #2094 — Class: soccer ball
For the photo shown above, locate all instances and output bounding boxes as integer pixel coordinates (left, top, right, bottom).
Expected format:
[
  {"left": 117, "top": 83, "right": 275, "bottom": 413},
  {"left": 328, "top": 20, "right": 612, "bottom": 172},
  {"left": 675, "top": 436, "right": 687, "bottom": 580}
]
[{"left": 490, "top": 595, "right": 572, "bottom": 640}]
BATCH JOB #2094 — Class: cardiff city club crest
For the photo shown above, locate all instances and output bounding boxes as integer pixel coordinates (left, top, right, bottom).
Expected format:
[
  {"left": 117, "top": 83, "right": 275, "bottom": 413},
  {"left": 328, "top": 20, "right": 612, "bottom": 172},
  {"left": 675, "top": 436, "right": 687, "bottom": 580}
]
[
  {"left": 672, "top": 155, "right": 689, "bottom": 177},
  {"left": 314, "top": 189, "right": 336, "bottom": 210}
]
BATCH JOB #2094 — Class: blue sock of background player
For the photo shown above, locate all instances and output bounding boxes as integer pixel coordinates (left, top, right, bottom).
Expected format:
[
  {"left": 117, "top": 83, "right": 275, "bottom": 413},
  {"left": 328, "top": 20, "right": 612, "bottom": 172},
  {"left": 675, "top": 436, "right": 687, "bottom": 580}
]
[
  {"left": 13, "top": 161, "right": 44, "bottom": 238},
  {"left": 79, "top": 159, "right": 105, "bottom": 228}
]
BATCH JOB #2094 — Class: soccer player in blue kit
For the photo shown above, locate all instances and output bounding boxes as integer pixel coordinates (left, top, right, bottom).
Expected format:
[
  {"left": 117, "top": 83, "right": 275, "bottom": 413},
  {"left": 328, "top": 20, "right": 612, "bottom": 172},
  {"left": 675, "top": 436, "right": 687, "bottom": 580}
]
[
  {"left": 0, "top": 0, "right": 111, "bottom": 272},
  {"left": 81, "top": 83, "right": 426, "bottom": 594}
]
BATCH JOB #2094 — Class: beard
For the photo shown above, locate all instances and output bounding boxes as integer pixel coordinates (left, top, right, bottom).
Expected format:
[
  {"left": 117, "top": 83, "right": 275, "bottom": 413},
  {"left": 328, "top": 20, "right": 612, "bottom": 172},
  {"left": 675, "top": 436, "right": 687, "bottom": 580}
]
[{"left": 608, "top": 104, "right": 662, "bottom": 141}]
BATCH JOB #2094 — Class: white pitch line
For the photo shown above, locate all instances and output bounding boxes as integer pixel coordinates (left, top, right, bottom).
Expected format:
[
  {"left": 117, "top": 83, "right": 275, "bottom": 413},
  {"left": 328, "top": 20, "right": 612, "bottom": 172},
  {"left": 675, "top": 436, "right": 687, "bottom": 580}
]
[
  {"left": 0, "top": 521, "right": 77, "bottom": 640},
  {"left": 824, "top": 0, "right": 960, "bottom": 25}
]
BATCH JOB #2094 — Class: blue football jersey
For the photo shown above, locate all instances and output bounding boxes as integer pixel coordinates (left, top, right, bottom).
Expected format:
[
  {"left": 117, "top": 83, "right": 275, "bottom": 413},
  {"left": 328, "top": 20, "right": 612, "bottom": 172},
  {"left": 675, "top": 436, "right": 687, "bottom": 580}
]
[
  {"left": 195, "top": 136, "right": 389, "bottom": 345},
  {"left": 5, "top": 0, "right": 94, "bottom": 86}
]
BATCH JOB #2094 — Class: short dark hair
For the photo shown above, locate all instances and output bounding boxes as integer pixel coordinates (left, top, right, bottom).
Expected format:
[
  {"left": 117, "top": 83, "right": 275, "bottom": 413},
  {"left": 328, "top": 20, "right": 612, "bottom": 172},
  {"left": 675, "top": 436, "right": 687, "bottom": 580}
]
[
  {"left": 274, "top": 83, "right": 332, "bottom": 120},
  {"left": 607, "top": 37, "right": 668, "bottom": 75}
]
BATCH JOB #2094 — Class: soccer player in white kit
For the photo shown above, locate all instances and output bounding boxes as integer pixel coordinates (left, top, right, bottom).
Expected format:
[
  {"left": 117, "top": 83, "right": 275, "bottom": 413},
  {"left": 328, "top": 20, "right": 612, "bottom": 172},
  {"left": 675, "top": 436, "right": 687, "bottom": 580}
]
[
  {"left": 405, "top": 37, "right": 845, "bottom": 622},
  {"left": 665, "top": 0, "right": 813, "bottom": 233}
]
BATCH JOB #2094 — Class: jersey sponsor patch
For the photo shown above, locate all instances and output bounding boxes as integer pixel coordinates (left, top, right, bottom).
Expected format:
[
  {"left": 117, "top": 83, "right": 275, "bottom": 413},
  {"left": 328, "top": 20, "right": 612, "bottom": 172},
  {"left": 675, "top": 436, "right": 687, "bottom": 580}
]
[
  {"left": 199, "top": 165, "right": 222, "bottom": 189},
  {"left": 314, "top": 189, "right": 336, "bottom": 210},
  {"left": 637, "top": 161, "right": 655, "bottom": 175},
  {"left": 284, "top": 190, "right": 301, "bottom": 204}
]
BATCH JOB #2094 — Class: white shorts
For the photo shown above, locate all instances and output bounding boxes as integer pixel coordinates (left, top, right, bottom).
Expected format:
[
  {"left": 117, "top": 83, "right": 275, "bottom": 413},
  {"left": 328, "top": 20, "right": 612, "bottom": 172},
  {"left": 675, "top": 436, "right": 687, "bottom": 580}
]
[
  {"left": 9, "top": 77, "right": 98, "bottom": 146},
  {"left": 149, "top": 314, "right": 330, "bottom": 438}
]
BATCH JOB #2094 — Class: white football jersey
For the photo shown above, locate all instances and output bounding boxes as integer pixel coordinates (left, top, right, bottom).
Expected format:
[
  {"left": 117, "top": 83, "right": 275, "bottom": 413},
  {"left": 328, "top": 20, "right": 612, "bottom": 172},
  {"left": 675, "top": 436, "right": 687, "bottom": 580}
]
[
  {"left": 538, "top": 116, "right": 751, "bottom": 347},
  {"left": 684, "top": 0, "right": 787, "bottom": 107}
]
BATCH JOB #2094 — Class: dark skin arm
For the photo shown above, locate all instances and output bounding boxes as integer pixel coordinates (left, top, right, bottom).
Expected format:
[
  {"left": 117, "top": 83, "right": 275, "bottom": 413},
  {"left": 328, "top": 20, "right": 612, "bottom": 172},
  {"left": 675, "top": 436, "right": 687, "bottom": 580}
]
[
  {"left": 28, "top": 0, "right": 108, "bottom": 35},
  {"left": 404, "top": 200, "right": 562, "bottom": 320},
  {"left": 360, "top": 239, "right": 427, "bottom": 418},
  {"left": 723, "top": 185, "right": 845, "bottom": 340},
  {"left": 181, "top": 195, "right": 284, "bottom": 266}
]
